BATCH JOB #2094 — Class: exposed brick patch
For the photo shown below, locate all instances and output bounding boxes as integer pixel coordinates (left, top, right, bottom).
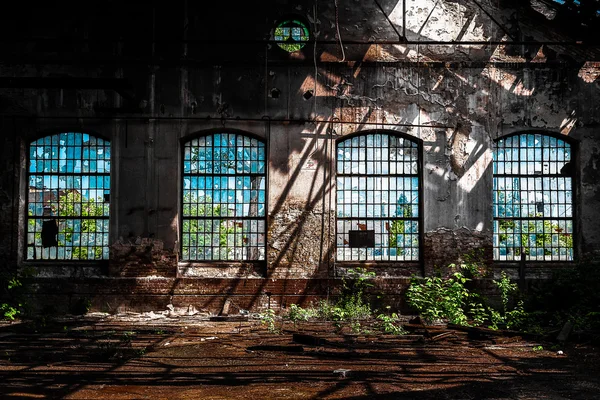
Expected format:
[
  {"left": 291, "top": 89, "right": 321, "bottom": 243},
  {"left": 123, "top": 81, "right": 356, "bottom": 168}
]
[
  {"left": 267, "top": 205, "right": 335, "bottom": 279},
  {"left": 423, "top": 227, "right": 493, "bottom": 276},
  {"left": 109, "top": 239, "right": 176, "bottom": 277},
  {"left": 178, "top": 263, "right": 265, "bottom": 278}
]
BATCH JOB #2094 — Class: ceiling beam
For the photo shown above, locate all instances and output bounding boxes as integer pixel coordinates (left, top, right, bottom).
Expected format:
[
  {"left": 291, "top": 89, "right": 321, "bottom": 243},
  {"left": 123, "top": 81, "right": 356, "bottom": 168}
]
[{"left": 0, "top": 77, "right": 135, "bottom": 100}]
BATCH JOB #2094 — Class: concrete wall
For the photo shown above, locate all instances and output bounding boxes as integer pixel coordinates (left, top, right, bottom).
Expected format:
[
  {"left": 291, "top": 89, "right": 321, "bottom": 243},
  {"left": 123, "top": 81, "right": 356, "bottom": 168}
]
[{"left": 1, "top": 0, "right": 599, "bottom": 314}]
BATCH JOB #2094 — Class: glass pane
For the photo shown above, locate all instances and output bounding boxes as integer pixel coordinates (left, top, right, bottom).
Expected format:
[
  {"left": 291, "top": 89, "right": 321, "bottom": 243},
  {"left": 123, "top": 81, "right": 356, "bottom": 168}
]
[
  {"left": 182, "top": 133, "right": 266, "bottom": 261},
  {"left": 493, "top": 134, "right": 573, "bottom": 261},
  {"left": 336, "top": 133, "right": 420, "bottom": 261},
  {"left": 26, "top": 133, "right": 110, "bottom": 260}
]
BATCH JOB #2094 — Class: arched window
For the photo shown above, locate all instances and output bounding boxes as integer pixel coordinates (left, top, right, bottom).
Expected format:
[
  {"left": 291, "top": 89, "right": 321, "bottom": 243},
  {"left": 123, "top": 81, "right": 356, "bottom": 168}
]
[
  {"left": 182, "top": 132, "right": 266, "bottom": 261},
  {"left": 336, "top": 131, "right": 421, "bottom": 261},
  {"left": 26, "top": 132, "right": 111, "bottom": 260},
  {"left": 493, "top": 132, "right": 574, "bottom": 261}
]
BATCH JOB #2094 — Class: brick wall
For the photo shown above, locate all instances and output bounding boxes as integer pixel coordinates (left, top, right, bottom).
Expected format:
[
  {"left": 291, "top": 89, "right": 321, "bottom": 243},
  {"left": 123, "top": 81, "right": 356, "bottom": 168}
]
[
  {"left": 423, "top": 227, "right": 493, "bottom": 276},
  {"left": 20, "top": 276, "right": 415, "bottom": 315},
  {"left": 109, "top": 238, "right": 177, "bottom": 277}
]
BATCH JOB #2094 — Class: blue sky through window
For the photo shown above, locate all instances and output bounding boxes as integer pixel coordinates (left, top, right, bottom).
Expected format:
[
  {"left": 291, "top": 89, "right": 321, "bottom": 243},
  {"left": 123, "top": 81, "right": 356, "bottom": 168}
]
[
  {"left": 27, "top": 132, "right": 111, "bottom": 260},
  {"left": 182, "top": 133, "right": 266, "bottom": 261},
  {"left": 493, "top": 133, "right": 573, "bottom": 261},
  {"left": 336, "top": 133, "right": 420, "bottom": 261}
]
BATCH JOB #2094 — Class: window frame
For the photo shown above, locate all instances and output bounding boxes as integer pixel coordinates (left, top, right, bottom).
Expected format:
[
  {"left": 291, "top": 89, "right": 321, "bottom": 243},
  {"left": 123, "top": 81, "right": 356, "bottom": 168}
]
[
  {"left": 179, "top": 129, "right": 268, "bottom": 265},
  {"left": 272, "top": 14, "right": 311, "bottom": 53},
  {"left": 23, "top": 130, "right": 112, "bottom": 263},
  {"left": 334, "top": 130, "right": 423, "bottom": 264},
  {"left": 492, "top": 130, "right": 578, "bottom": 263}
]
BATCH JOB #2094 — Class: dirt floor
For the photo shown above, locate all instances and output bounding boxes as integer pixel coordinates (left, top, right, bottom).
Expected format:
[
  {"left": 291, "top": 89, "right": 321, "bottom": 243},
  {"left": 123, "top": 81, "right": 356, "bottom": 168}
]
[{"left": 1, "top": 311, "right": 599, "bottom": 400}]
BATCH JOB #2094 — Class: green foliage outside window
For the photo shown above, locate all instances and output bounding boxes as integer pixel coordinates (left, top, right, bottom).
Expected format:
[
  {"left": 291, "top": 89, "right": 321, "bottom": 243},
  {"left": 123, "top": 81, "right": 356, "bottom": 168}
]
[
  {"left": 389, "top": 199, "right": 413, "bottom": 252},
  {"left": 181, "top": 194, "right": 243, "bottom": 260},
  {"left": 497, "top": 216, "right": 573, "bottom": 257},
  {"left": 28, "top": 190, "right": 107, "bottom": 260},
  {"left": 274, "top": 19, "right": 310, "bottom": 52}
]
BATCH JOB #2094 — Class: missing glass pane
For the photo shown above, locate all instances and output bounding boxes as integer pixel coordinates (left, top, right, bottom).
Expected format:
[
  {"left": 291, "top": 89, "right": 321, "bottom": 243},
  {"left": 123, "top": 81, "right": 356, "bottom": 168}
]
[
  {"left": 182, "top": 133, "right": 267, "bottom": 261},
  {"left": 26, "top": 133, "right": 111, "bottom": 260},
  {"left": 336, "top": 132, "right": 420, "bottom": 261},
  {"left": 349, "top": 230, "right": 375, "bottom": 248}
]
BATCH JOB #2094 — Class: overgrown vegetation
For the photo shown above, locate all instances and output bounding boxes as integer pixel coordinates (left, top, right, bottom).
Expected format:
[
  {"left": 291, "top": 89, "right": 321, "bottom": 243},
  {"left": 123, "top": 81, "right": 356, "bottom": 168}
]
[
  {"left": 376, "top": 309, "right": 408, "bottom": 335},
  {"left": 405, "top": 254, "right": 528, "bottom": 330},
  {"left": 524, "top": 259, "right": 600, "bottom": 333},
  {"left": 406, "top": 271, "right": 486, "bottom": 326},
  {"left": 488, "top": 271, "right": 528, "bottom": 330},
  {"left": 258, "top": 308, "right": 278, "bottom": 333},
  {"left": 271, "top": 259, "right": 541, "bottom": 335},
  {"left": 279, "top": 267, "right": 407, "bottom": 335},
  {"left": 1, "top": 267, "right": 34, "bottom": 321},
  {"left": 405, "top": 253, "right": 600, "bottom": 337}
]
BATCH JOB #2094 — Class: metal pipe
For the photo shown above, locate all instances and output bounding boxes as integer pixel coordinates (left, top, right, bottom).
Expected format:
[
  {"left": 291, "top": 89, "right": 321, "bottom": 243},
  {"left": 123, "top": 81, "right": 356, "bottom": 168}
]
[
  {"left": 11, "top": 114, "right": 451, "bottom": 128},
  {"left": 403, "top": 0, "right": 406, "bottom": 39},
  {"left": 0, "top": 59, "right": 586, "bottom": 71},
  {"left": 0, "top": 38, "right": 596, "bottom": 46}
]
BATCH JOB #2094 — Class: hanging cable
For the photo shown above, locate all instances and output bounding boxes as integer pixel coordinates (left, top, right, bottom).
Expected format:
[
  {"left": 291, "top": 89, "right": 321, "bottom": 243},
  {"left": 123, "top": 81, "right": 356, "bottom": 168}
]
[
  {"left": 265, "top": 43, "right": 269, "bottom": 115},
  {"left": 334, "top": 0, "right": 346, "bottom": 62},
  {"left": 313, "top": 1, "right": 319, "bottom": 120}
]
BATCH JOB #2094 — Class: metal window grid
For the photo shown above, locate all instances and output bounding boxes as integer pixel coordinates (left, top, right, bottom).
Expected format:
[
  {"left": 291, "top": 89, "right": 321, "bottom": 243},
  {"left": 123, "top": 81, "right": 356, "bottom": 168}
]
[
  {"left": 493, "top": 133, "right": 574, "bottom": 261},
  {"left": 182, "top": 133, "right": 267, "bottom": 261},
  {"left": 336, "top": 132, "right": 420, "bottom": 261},
  {"left": 26, "top": 132, "right": 111, "bottom": 260}
]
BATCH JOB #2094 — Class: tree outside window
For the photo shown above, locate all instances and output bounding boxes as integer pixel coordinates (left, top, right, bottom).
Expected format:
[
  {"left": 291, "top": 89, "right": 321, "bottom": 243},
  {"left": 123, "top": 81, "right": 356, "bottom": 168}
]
[
  {"left": 336, "top": 132, "right": 421, "bottom": 261},
  {"left": 182, "top": 133, "right": 266, "bottom": 261},
  {"left": 493, "top": 133, "right": 574, "bottom": 261},
  {"left": 26, "top": 132, "right": 110, "bottom": 260}
]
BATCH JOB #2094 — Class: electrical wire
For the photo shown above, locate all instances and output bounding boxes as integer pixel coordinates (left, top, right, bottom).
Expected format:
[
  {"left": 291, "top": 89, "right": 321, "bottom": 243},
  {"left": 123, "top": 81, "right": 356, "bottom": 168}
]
[
  {"left": 334, "top": 0, "right": 346, "bottom": 62},
  {"left": 313, "top": 1, "right": 319, "bottom": 121}
]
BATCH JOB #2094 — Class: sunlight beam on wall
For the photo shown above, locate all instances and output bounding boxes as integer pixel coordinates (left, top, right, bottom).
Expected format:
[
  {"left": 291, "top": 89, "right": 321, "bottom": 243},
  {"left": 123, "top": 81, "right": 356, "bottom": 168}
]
[
  {"left": 578, "top": 61, "right": 600, "bottom": 83},
  {"left": 560, "top": 110, "right": 577, "bottom": 135}
]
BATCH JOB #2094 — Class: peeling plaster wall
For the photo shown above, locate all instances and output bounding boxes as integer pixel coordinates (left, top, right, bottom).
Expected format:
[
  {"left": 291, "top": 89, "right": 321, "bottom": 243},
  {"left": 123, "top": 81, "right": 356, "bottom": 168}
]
[{"left": 1, "top": 0, "right": 599, "bottom": 313}]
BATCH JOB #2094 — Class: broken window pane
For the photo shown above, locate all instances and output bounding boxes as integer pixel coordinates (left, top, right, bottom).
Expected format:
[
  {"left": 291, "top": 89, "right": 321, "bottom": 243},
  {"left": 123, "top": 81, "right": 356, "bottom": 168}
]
[
  {"left": 493, "top": 133, "right": 573, "bottom": 261},
  {"left": 26, "top": 132, "right": 111, "bottom": 260},
  {"left": 336, "top": 132, "right": 420, "bottom": 261},
  {"left": 182, "top": 133, "right": 266, "bottom": 261}
]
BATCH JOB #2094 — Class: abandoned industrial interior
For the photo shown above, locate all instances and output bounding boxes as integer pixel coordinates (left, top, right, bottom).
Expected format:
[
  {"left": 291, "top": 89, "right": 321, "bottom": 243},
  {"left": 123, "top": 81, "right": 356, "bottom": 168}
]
[
  {"left": 2, "top": 1, "right": 600, "bottom": 399},
  {"left": 0, "top": 0, "right": 599, "bottom": 317}
]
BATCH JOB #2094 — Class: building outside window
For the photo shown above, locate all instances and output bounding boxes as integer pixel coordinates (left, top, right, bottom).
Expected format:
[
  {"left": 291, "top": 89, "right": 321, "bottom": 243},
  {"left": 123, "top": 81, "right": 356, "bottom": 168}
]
[
  {"left": 26, "top": 132, "right": 111, "bottom": 260},
  {"left": 336, "top": 131, "right": 421, "bottom": 261},
  {"left": 493, "top": 132, "right": 574, "bottom": 261},
  {"left": 182, "top": 132, "right": 266, "bottom": 261}
]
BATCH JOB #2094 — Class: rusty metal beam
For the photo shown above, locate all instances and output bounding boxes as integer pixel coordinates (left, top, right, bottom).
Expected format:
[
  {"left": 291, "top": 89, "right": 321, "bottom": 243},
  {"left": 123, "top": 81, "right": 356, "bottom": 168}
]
[{"left": 373, "top": 0, "right": 405, "bottom": 42}]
